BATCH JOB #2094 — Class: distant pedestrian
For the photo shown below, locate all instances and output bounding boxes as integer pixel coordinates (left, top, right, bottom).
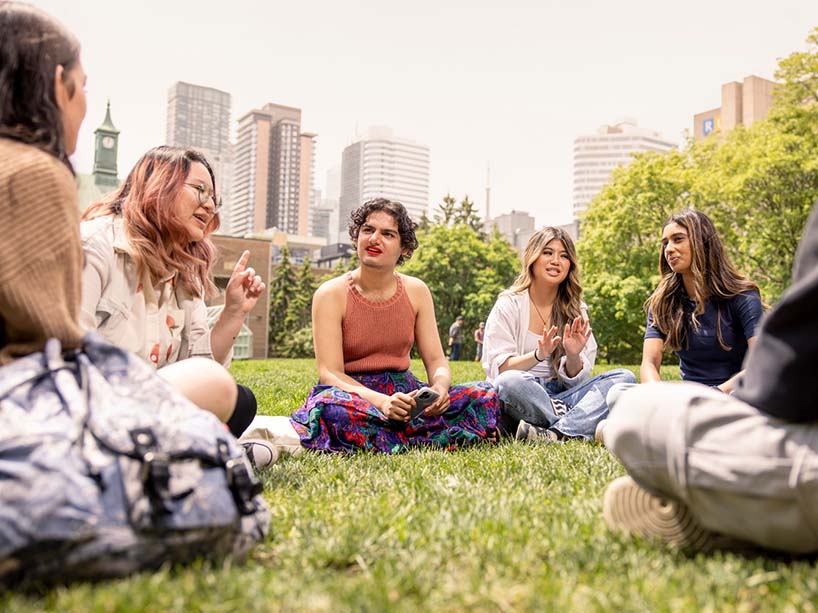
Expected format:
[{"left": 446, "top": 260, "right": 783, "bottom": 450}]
[
  {"left": 448, "top": 315, "right": 465, "bottom": 360},
  {"left": 474, "top": 322, "right": 485, "bottom": 361}
]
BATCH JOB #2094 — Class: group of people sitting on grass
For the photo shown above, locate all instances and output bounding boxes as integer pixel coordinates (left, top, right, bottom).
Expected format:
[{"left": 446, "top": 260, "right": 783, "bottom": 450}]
[{"left": 2, "top": 1, "right": 817, "bottom": 559}]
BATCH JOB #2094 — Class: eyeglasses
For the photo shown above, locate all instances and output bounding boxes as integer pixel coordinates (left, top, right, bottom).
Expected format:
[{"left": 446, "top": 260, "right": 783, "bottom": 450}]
[{"left": 184, "top": 183, "right": 222, "bottom": 213}]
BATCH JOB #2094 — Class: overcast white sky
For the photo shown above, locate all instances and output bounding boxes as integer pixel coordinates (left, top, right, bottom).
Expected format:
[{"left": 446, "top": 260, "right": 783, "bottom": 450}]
[{"left": 36, "top": 0, "right": 818, "bottom": 227}]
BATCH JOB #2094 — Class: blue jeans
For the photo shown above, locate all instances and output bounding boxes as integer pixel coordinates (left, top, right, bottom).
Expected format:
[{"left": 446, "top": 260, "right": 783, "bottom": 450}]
[
  {"left": 494, "top": 368, "right": 637, "bottom": 439},
  {"left": 450, "top": 342, "right": 462, "bottom": 361}
]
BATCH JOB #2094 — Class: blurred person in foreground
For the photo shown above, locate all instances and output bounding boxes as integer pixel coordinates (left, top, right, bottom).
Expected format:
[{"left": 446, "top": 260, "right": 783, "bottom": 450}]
[
  {"left": 0, "top": 1, "right": 87, "bottom": 364},
  {"left": 603, "top": 201, "right": 818, "bottom": 555}
]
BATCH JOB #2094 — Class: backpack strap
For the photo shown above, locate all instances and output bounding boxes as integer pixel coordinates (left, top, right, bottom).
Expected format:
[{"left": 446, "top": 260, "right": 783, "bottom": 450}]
[
  {"left": 217, "top": 439, "right": 263, "bottom": 515},
  {"left": 130, "top": 428, "right": 172, "bottom": 516}
]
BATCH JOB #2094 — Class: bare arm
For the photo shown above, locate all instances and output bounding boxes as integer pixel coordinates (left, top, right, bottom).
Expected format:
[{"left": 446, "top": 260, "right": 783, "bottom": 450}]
[
  {"left": 409, "top": 277, "right": 451, "bottom": 416},
  {"left": 210, "top": 251, "right": 265, "bottom": 363},
  {"left": 640, "top": 337, "right": 664, "bottom": 383}
]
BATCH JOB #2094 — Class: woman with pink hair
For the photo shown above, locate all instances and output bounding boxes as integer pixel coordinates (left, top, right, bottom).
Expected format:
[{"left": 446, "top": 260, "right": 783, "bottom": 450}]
[{"left": 81, "top": 146, "right": 264, "bottom": 437}]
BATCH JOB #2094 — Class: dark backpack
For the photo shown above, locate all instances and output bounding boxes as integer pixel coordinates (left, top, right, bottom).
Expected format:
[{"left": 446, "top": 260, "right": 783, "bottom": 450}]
[{"left": 0, "top": 335, "right": 269, "bottom": 583}]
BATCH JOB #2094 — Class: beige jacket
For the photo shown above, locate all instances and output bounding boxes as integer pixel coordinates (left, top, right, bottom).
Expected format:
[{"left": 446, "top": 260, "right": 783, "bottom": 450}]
[{"left": 80, "top": 215, "right": 230, "bottom": 368}]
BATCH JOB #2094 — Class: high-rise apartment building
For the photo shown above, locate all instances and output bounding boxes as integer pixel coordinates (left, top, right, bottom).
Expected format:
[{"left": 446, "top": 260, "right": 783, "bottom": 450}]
[
  {"left": 572, "top": 119, "right": 675, "bottom": 219},
  {"left": 299, "top": 132, "right": 317, "bottom": 236},
  {"left": 165, "top": 82, "right": 234, "bottom": 233},
  {"left": 338, "top": 127, "right": 430, "bottom": 240},
  {"left": 231, "top": 103, "right": 315, "bottom": 236},
  {"left": 693, "top": 75, "right": 775, "bottom": 141}
]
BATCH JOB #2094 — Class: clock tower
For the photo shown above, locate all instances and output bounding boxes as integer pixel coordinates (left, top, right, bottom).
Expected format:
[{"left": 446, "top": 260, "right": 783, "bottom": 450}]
[{"left": 93, "top": 99, "right": 120, "bottom": 190}]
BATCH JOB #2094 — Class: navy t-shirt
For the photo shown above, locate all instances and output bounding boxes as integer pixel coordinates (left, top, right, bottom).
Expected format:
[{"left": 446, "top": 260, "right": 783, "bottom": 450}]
[{"left": 645, "top": 290, "right": 763, "bottom": 386}]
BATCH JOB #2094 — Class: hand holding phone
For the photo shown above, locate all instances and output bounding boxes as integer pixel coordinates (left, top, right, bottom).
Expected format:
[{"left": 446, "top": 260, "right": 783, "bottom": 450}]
[{"left": 410, "top": 387, "right": 440, "bottom": 419}]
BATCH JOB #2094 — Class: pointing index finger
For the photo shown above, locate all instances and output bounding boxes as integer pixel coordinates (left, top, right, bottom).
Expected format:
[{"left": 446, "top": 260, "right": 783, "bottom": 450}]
[{"left": 233, "top": 250, "right": 251, "bottom": 274}]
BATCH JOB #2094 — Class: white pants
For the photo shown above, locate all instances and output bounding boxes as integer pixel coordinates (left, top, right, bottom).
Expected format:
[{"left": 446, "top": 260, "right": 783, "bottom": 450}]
[
  {"left": 239, "top": 415, "right": 304, "bottom": 457},
  {"left": 606, "top": 382, "right": 818, "bottom": 554}
]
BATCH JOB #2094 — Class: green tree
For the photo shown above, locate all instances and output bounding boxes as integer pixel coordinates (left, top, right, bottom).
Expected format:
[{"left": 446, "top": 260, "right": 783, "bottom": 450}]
[
  {"left": 577, "top": 149, "right": 690, "bottom": 362},
  {"left": 267, "top": 245, "right": 296, "bottom": 356},
  {"left": 284, "top": 255, "right": 318, "bottom": 341},
  {"left": 454, "top": 195, "right": 484, "bottom": 235},
  {"left": 402, "top": 223, "right": 519, "bottom": 358},
  {"left": 577, "top": 27, "right": 818, "bottom": 363},
  {"left": 433, "top": 193, "right": 458, "bottom": 226}
]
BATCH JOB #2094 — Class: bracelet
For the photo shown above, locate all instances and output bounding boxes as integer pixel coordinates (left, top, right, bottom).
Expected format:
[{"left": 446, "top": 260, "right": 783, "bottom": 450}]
[{"left": 533, "top": 348, "right": 545, "bottom": 362}]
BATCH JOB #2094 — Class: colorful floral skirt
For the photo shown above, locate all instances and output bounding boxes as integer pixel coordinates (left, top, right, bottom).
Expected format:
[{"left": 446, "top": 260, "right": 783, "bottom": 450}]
[{"left": 289, "top": 370, "right": 500, "bottom": 453}]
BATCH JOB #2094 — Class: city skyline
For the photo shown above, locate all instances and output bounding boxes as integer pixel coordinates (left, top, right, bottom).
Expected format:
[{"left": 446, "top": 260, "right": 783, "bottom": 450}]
[{"left": 38, "top": 0, "right": 818, "bottom": 227}]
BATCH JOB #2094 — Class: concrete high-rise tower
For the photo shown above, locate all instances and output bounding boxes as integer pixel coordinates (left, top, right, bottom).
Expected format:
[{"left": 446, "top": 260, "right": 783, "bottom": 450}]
[
  {"left": 338, "top": 127, "right": 430, "bottom": 241},
  {"left": 572, "top": 118, "right": 675, "bottom": 219},
  {"left": 231, "top": 103, "right": 315, "bottom": 236},
  {"left": 165, "top": 82, "right": 234, "bottom": 232}
]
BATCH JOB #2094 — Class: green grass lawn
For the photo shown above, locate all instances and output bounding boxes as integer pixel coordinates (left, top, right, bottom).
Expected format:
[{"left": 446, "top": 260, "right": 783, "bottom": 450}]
[{"left": 4, "top": 361, "right": 817, "bottom": 611}]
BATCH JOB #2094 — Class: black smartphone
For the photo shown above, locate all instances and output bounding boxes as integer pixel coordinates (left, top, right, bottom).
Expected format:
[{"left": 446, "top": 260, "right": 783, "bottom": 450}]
[{"left": 410, "top": 387, "right": 440, "bottom": 419}]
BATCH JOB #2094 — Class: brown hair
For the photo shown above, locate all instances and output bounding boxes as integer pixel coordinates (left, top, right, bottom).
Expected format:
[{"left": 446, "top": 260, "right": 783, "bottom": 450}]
[
  {"left": 646, "top": 208, "right": 760, "bottom": 351},
  {"left": 0, "top": 2, "right": 81, "bottom": 169}
]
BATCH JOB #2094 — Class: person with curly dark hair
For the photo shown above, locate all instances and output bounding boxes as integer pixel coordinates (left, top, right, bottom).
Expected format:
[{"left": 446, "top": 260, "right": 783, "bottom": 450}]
[
  {"left": 348, "top": 197, "right": 419, "bottom": 264},
  {"left": 276, "top": 198, "right": 501, "bottom": 454}
]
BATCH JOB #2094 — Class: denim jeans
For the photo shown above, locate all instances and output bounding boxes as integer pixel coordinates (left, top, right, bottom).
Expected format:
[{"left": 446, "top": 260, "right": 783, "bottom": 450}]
[
  {"left": 494, "top": 368, "right": 637, "bottom": 439},
  {"left": 450, "top": 342, "right": 462, "bottom": 361}
]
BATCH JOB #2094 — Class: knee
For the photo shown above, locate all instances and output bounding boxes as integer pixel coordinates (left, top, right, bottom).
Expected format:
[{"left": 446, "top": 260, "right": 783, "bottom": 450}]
[
  {"left": 493, "top": 370, "right": 527, "bottom": 401},
  {"left": 173, "top": 357, "right": 238, "bottom": 422},
  {"left": 609, "top": 368, "right": 637, "bottom": 385},
  {"left": 604, "top": 384, "right": 656, "bottom": 456},
  {"left": 606, "top": 380, "right": 636, "bottom": 409}
]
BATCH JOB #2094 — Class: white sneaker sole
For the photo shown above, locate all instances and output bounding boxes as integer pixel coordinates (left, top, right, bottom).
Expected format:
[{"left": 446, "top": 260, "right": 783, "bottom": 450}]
[{"left": 603, "top": 476, "right": 713, "bottom": 551}]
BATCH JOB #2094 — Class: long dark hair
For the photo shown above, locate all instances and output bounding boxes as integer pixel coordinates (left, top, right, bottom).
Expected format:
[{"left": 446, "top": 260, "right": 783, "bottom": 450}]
[
  {"left": 0, "top": 2, "right": 80, "bottom": 170},
  {"left": 84, "top": 146, "right": 221, "bottom": 298},
  {"left": 646, "top": 209, "right": 760, "bottom": 351}
]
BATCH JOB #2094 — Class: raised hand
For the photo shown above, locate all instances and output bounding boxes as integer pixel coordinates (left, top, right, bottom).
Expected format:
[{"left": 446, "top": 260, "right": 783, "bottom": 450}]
[
  {"left": 562, "top": 316, "right": 592, "bottom": 357},
  {"left": 537, "top": 325, "right": 562, "bottom": 360},
  {"left": 224, "top": 250, "right": 265, "bottom": 315}
]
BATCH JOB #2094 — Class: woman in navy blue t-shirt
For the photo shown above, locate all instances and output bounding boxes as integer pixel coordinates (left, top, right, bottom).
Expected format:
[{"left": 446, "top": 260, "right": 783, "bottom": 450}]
[{"left": 641, "top": 209, "right": 764, "bottom": 392}]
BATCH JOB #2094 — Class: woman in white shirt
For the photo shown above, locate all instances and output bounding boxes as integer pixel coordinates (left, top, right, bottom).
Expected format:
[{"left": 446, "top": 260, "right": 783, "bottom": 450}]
[
  {"left": 80, "top": 146, "right": 265, "bottom": 437},
  {"left": 483, "top": 227, "right": 635, "bottom": 442}
]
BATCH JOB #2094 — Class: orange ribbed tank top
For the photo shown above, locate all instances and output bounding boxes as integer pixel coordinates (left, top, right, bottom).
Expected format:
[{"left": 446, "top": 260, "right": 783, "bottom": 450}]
[{"left": 342, "top": 273, "right": 415, "bottom": 373}]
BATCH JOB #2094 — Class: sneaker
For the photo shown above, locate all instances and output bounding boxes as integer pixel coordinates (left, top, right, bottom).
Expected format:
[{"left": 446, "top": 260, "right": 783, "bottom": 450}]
[
  {"left": 515, "top": 419, "right": 561, "bottom": 443},
  {"left": 594, "top": 419, "right": 608, "bottom": 444},
  {"left": 242, "top": 438, "right": 279, "bottom": 469},
  {"left": 603, "top": 476, "right": 714, "bottom": 551}
]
